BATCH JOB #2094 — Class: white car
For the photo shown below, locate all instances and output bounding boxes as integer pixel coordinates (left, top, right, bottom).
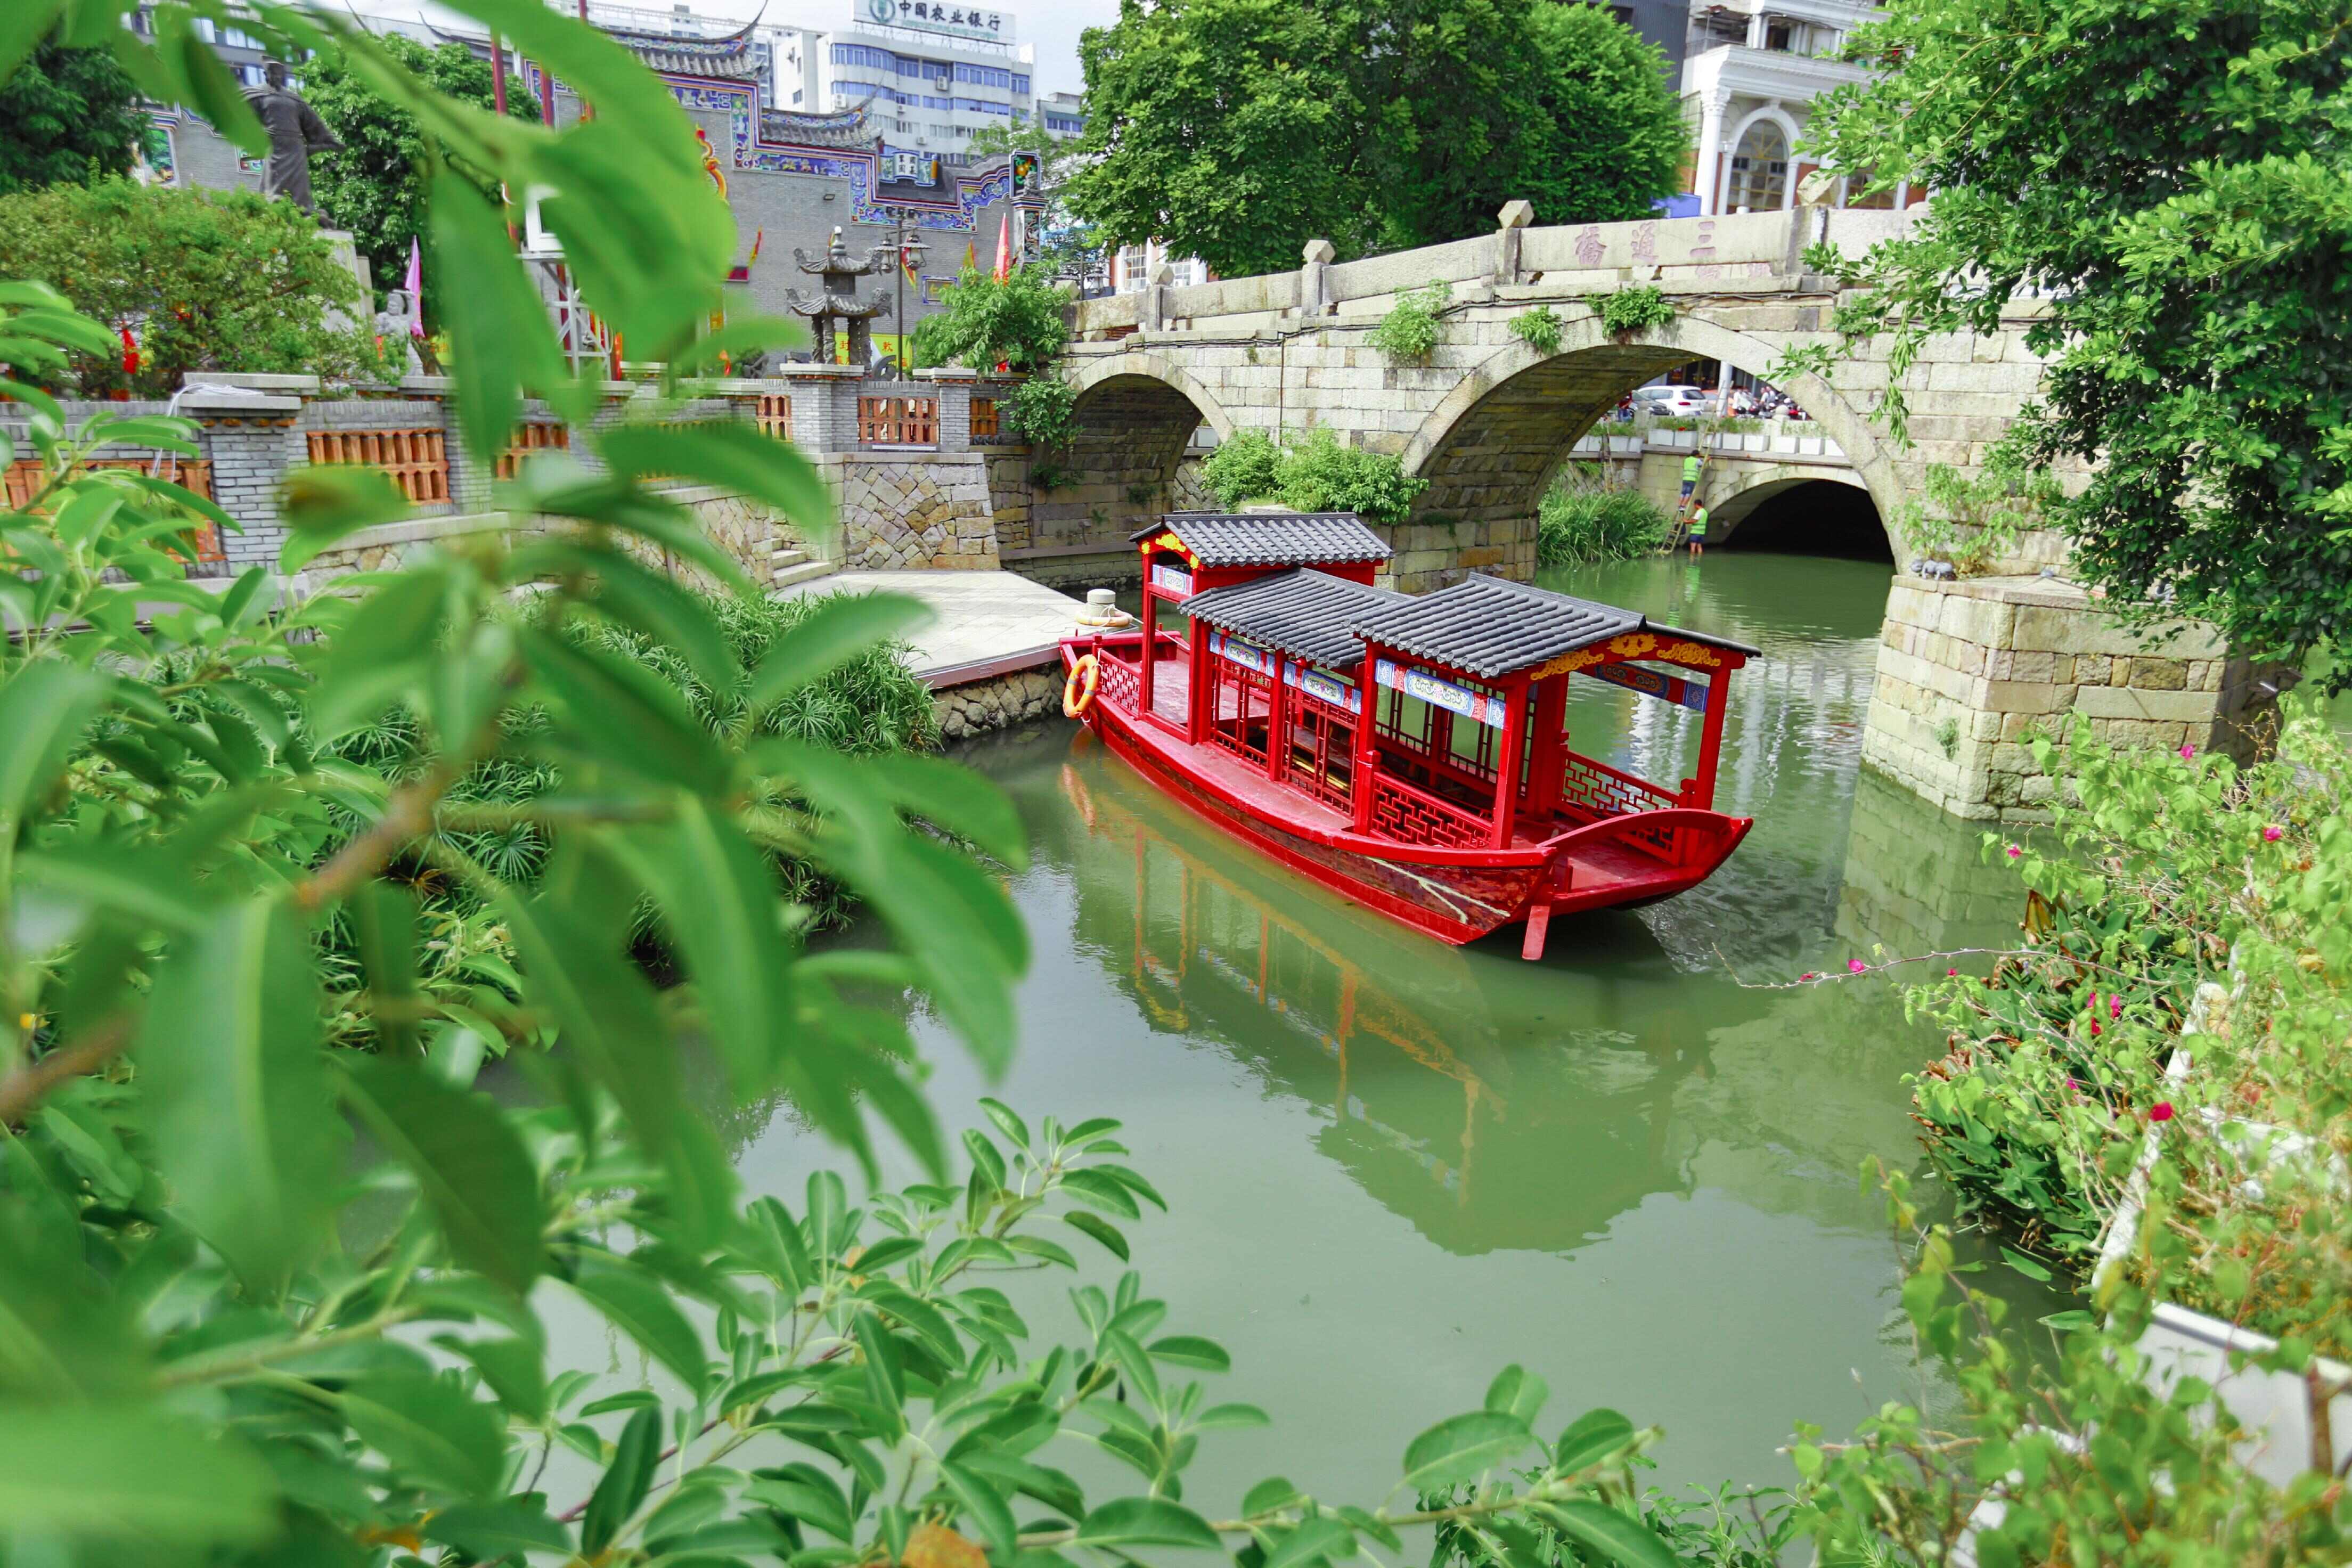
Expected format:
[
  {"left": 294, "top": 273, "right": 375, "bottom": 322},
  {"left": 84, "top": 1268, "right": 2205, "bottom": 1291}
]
[{"left": 1630, "top": 385, "right": 1719, "bottom": 417}]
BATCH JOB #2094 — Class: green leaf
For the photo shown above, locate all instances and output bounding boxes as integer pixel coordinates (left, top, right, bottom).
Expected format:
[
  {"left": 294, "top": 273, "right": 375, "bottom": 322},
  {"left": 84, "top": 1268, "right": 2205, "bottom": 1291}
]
[
  {"left": 1998, "top": 1247, "right": 2054, "bottom": 1283},
  {"left": 344, "top": 1373, "right": 508, "bottom": 1498},
  {"left": 1400, "top": 1410, "right": 1534, "bottom": 1490},
  {"left": 618, "top": 797, "right": 793, "bottom": 1098},
  {"left": 598, "top": 419, "right": 832, "bottom": 530},
  {"left": 1060, "top": 1167, "right": 1142, "bottom": 1219},
  {"left": 0, "top": 661, "right": 105, "bottom": 826},
  {"left": 747, "top": 590, "right": 932, "bottom": 707},
  {"left": 1193, "top": 1403, "right": 1270, "bottom": 1431},
  {"left": 0, "top": 1405, "right": 276, "bottom": 1545},
  {"left": 1147, "top": 1335, "right": 1231, "bottom": 1372},
  {"left": 519, "top": 626, "right": 730, "bottom": 793},
  {"left": 529, "top": 537, "right": 744, "bottom": 695},
  {"left": 277, "top": 465, "right": 409, "bottom": 571},
  {"left": 1531, "top": 1500, "right": 1679, "bottom": 1568},
  {"left": 1551, "top": 1408, "right": 1636, "bottom": 1475},
  {"left": 1063, "top": 1211, "right": 1129, "bottom": 1261},
  {"left": 1265, "top": 1516, "right": 1355, "bottom": 1568},
  {"left": 425, "top": 1497, "right": 573, "bottom": 1558},
  {"left": 1073, "top": 1497, "right": 1224, "bottom": 1551},
  {"left": 940, "top": 1460, "right": 1019, "bottom": 1556},
  {"left": 581, "top": 1406, "right": 663, "bottom": 1557},
  {"left": 1483, "top": 1365, "right": 1549, "bottom": 1427},
  {"left": 430, "top": 169, "right": 569, "bottom": 465},
  {"left": 340, "top": 1056, "right": 545, "bottom": 1295},
  {"left": 977, "top": 1097, "right": 1031, "bottom": 1152},
  {"left": 1241, "top": 1477, "right": 1303, "bottom": 1516},
  {"left": 856, "top": 1311, "right": 907, "bottom": 1436},
  {"left": 136, "top": 896, "right": 340, "bottom": 1292},
  {"left": 157, "top": 7, "right": 268, "bottom": 156},
  {"left": 567, "top": 1254, "right": 709, "bottom": 1392}
]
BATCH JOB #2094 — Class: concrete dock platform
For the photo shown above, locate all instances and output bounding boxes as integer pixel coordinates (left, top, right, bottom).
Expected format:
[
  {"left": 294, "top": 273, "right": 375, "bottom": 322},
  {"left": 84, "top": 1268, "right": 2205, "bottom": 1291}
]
[{"left": 772, "top": 569, "right": 1083, "bottom": 688}]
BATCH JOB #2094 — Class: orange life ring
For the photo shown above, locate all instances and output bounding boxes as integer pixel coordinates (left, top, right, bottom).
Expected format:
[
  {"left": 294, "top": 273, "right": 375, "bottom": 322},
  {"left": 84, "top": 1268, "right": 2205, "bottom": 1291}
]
[{"left": 1063, "top": 654, "right": 1100, "bottom": 718}]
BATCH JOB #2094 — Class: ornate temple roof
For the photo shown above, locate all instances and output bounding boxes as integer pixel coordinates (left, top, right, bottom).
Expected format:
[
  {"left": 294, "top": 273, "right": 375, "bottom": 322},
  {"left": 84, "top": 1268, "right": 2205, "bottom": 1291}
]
[
  {"left": 758, "top": 99, "right": 880, "bottom": 149},
  {"left": 1134, "top": 511, "right": 1394, "bottom": 569},
  {"left": 1350, "top": 575, "right": 1759, "bottom": 680},
  {"left": 1178, "top": 569, "right": 1389, "bottom": 669},
  {"left": 601, "top": 13, "right": 765, "bottom": 80},
  {"left": 423, "top": 13, "right": 765, "bottom": 83}
]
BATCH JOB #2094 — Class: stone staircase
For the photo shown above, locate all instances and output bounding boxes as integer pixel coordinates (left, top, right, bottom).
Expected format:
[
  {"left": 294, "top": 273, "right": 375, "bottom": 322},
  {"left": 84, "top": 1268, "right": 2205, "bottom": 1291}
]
[{"left": 769, "top": 542, "right": 838, "bottom": 591}]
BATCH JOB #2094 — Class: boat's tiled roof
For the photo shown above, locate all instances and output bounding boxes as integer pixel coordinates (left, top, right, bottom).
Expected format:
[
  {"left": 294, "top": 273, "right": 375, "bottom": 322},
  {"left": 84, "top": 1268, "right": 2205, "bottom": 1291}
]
[
  {"left": 1132, "top": 511, "right": 1392, "bottom": 568},
  {"left": 1178, "top": 569, "right": 1390, "bottom": 669},
  {"left": 1351, "top": 574, "right": 1758, "bottom": 680}
]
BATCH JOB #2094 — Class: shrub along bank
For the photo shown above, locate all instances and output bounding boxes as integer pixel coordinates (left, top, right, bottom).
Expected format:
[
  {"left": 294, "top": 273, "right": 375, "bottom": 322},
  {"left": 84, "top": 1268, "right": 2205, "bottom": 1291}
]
[
  {"left": 1535, "top": 474, "right": 1673, "bottom": 567},
  {"left": 1788, "top": 708, "right": 2352, "bottom": 1563}
]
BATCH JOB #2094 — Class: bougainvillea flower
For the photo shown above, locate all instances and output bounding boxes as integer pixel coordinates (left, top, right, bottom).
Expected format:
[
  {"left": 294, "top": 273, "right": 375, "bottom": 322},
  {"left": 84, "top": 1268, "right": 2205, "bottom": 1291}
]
[
  {"left": 2005, "top": 844, "right": 2022, "bottom": 859},
  {"left": 2263, "top": 825, "right": 2284, "bottom": 842},
  {"left": 2089, "top": 1022, "right": 2102, "bottom": 1036},
  {"left": 2110, "top": 997, "right": 2123, "bottom": 1019},
  {"left": 1848, "top": 959, "right": 1867, "bottom": 974},
  {"left": 2179, "top": 743, "right": 2197, "bottom": 760},
  {"left": 2149, "top": 1102, "right": 2175, "bottom": 1122},
  {"left": 1947, "top": 968, "right": 1958, "bottom": 977}
]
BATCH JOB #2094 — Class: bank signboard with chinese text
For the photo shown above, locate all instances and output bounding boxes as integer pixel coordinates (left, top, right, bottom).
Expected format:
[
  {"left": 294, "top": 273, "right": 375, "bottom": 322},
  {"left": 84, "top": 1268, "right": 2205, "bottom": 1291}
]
[{"left": 862, "top": 0, "right": 1011, "bottom": 42}]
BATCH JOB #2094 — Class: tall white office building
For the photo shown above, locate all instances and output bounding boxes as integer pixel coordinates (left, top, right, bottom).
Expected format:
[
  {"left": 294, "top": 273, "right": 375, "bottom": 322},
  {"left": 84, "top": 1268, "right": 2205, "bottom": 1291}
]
[{"left": 794, "top": 0, "right": 1036, "bottom": 156}]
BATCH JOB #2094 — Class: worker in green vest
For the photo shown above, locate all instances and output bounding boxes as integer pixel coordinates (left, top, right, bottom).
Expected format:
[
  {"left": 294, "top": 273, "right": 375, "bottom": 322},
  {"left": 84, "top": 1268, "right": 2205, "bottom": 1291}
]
[
  {"left": 1685, "top": 502, "right": 1709, "bottom": 558},
  {"left": 1679, "top": 451, "right": 1701, "bottom": 507}
]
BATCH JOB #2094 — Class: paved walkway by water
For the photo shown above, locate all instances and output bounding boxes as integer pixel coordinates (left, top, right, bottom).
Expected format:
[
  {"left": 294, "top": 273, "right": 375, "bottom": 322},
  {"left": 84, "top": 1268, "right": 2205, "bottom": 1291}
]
[{"left": 773, "top": 569, "right": 1082, "bottom": 688}]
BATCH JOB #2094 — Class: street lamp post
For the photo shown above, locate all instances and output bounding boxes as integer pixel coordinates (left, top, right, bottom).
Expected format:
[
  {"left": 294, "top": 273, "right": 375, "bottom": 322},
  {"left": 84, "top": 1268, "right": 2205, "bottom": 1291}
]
[{"left": 888, "top": 212, "right": 927, "bottom": 378}]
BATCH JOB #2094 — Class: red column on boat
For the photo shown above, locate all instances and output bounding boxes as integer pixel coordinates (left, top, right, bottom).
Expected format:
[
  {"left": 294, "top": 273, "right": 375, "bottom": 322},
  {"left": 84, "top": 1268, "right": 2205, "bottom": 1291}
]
[
  {"left": 1351, "top": 649, "right": 1384, "bottom": 833},
  {"left": 1138, "top": 548, "right": 1158, "bottom": 717},
  {"left": 1488, "top": 680, "right": 1531, "bottom": 849},
  {"left": 1264, "top": 658, "right": 1288, "bottom": 782},
  {"left": 1188, "top": 616, "right": 1211, "bottom": 742},
  {"left": 1690, "top": 664, "right": 1735, "bottom": 810},
  {"left": 1526, "top": 674, "right": 1568, "bottom": 820}
]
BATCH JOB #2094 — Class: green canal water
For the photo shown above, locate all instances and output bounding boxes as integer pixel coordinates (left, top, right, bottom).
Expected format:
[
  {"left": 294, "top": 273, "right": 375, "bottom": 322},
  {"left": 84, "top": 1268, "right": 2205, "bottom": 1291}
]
[{"left": 712, "top": 551, "right": 2076, "bottom": 1509}]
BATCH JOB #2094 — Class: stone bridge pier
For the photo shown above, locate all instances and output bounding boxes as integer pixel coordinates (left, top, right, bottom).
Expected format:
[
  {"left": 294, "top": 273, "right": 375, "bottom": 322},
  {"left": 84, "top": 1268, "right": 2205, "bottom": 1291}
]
[{"left": 1020, "top": 206, "right": 2282, "bottom": 821}]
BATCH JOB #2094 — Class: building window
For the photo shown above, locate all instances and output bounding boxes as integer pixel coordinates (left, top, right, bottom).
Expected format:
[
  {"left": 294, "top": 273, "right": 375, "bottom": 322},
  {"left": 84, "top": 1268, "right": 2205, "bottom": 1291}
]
[
  {"left": 1725, "top": 122, "right": 1790, "bottom": 211},
  {"left": 1011, "top": 73, "right": 1030, "bottom": 94},
  {"left": 1763, "top": 16, "right": 1795, "bottom": 50}
]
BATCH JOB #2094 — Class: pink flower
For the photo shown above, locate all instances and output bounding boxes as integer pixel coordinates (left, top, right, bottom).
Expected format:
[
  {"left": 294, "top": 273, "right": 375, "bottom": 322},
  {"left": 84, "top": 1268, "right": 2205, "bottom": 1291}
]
[
  {"left": 2087, "top": 990, "right": 2101, "bottom": 1012},
  {"left": 1947, "top": 968, "right": 1958, "bottom": 977},
  {"left": 2005, "top": 844, "right": 2022, "bottom": 859},
  {"left": 2088, "top": 1022, "right": 2102, "bottom": 1036},
  {"left": 1800, "top": 972, "right": 1816, "bottom": 982},
  {"left": 2110, "top": 997, "right": 2123, "bottom": 1019},
  {"left": 2263, "top": 825, "right": 2284, "bottom": 842},
  {"left": 2179, "top": 743, "right": 2197, "bottom": 760},
  {"left": 2149, "top": 1102, "right": 2175, "bottom": 1123},
  {"left": 1848, "top": 959, "right": 1867, "bottom": 974}
]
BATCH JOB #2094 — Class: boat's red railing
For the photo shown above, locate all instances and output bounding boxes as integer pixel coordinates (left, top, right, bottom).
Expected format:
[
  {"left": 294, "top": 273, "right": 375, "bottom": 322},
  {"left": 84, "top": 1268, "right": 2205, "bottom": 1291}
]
[
  {"left": 1369, "top": 771, "right": 1491, "bottom": 850},
  {"left": 1538, "top": 807, "right": 1740, "bottom": 875},
  {"left": 1554, "top": 752, "right": 1688, "bottom": 861},
  {"left": 1096, "top": 651, "right": 1140, "bottom": 713}
]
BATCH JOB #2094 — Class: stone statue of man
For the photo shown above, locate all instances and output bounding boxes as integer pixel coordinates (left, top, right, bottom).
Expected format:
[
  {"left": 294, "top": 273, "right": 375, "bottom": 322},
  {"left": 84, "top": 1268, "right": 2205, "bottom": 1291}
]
[{"left": 241, "top": 60, "right": 341, "bottom": 214}]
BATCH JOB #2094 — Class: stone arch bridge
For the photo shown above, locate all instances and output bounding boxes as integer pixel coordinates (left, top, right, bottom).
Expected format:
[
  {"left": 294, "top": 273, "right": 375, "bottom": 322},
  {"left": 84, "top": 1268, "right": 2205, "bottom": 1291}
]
[
  {"left": 1022, "top": 206, "right": 2281, "bottom": 822},
  {"left": 1041, "top": 206, "right": 2043, "bottom": 592}
]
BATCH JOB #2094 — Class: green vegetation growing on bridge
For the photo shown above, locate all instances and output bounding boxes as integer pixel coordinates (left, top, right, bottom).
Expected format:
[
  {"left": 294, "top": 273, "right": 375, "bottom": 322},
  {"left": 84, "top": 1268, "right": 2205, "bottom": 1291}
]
[
  {"left": 1592, "top": 284, "right": 1678, "bottom": 338},
  {"left": 1369, "top": 281, "right": 1450, "bottom": 364},
  {"left": 1791, "top": 0, "right": 2352, "bottom": 685},
  {"left": 1203, "top": 426, "right": 1428, "bottom": 524}
]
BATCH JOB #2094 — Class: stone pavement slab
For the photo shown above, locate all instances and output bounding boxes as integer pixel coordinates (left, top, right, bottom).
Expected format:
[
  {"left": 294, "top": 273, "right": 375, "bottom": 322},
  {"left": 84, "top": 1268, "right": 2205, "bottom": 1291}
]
[{"left": 772, "top": 569, "right": 1082, "bottom": 688}]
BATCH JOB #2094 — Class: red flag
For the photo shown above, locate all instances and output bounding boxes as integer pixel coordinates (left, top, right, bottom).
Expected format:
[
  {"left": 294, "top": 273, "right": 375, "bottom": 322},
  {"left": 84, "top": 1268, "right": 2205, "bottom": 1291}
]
[{"left": 992, "top": 213, "right": 1010, "bottom": 282}]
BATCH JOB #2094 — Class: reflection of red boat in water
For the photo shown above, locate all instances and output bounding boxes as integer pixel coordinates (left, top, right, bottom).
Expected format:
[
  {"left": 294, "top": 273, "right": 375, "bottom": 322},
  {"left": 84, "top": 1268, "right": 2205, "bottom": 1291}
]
[{"left": 1058, "top": 512, "right": 1760, "bottom": 958}]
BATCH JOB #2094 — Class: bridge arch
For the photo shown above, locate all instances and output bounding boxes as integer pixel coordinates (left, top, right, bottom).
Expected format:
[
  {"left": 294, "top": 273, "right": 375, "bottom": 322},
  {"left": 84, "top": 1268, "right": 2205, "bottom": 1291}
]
[
  {"left": 1033, "top": 352, "right": 1237, "bottom": 562},
  {"left": 1396, "top": 314, "right": 1910, "bottom": 581}
]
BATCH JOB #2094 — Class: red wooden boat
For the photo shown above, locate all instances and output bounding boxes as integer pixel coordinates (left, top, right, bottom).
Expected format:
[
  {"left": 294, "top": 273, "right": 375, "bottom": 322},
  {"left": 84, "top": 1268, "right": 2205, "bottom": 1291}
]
[{"left": 1057, "top": 511, "right": 1760, "bottom": 959}]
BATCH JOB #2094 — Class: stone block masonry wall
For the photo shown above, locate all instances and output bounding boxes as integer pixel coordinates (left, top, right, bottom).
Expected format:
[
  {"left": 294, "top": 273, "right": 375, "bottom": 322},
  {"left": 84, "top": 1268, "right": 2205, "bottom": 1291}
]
[
  {"left": 933, "top": 668, "right": 1066, "bottom": 741},
  {"left": 1863, "top": 575, "right": 2293, "bottom": 821},
  {"left": 832, "top": 453, "right": 1000, "bottom": 570},
  {"left": 985, "top": 451, "right": 1033, "bottom": 554}
]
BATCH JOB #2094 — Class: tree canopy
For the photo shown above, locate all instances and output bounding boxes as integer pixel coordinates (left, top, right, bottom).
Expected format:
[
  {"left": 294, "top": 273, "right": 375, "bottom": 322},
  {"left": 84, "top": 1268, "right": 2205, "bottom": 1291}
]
[
  {"left": 1791, "top": 0, "right": 2352, "bottom": 680},
  {"left": 0, "top": 40, "right": 143, "bottom": 195},
  {"left": 1065, "top": 0, "right": 1684, "bottom": 276},
  {"left": 305, "top": 32, "right": 535, "bottom": 323},
  {"left": 0, "top": 178, "right": 382, "bottom": 395}
]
